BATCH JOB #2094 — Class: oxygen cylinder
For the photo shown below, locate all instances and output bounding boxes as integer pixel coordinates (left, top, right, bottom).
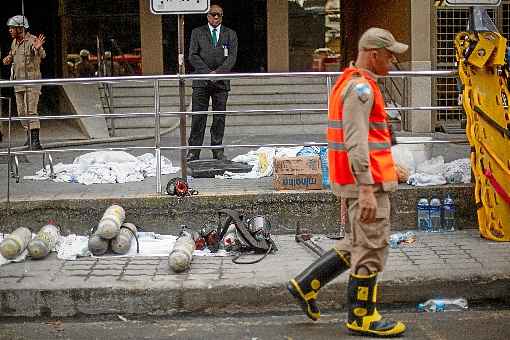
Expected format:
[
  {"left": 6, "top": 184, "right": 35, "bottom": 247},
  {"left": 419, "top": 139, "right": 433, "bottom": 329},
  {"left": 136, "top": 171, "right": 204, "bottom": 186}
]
[
  {"left": 0, "top": 227, "right": 32, "bottom": 259},
  {"left": 95, "top": 205, "right": 125, "bottom": 239},
  {"left": 88, "top": 234, "right": 109, "bottom": 256},
  {"left": 168, "top": 230, "right": 197, "bottom": 273},
  {"left": 27, "top": 224, "right": 60, "bottom": 259},
  {"left": 111, "top": 222, "right": 137, "bottom": 255}
]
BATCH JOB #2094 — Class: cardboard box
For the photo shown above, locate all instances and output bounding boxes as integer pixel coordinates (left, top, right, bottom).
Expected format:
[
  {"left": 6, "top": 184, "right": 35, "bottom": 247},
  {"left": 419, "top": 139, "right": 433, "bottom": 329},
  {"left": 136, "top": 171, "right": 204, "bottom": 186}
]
[
  {"left": 273, "top": 173, "right": 323, "bottom": 191},
  {"left": 273, "top": 156, "right": 321, "bottom": 175}
]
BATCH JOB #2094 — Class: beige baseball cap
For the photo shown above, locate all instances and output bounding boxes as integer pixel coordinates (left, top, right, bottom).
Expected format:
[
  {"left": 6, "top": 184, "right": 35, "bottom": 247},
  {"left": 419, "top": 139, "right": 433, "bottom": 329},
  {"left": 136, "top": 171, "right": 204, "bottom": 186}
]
[{"left": 358, "top": 27, "right": 408, "bottom": 54}]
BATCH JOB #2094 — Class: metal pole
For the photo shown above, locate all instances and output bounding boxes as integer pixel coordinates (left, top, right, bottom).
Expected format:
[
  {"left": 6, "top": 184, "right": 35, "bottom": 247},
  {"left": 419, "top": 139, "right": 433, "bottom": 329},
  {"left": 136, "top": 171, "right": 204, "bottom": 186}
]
[
  {"left": 326, "top": 75, "right": 332, "bottom": 112},
  {"left": 178, "top": 14, "right": 187, "bottom": 179},
  {"left": 109, "top": 84, "right": 116, "bottom": 136},
  {"left": 403, "top": 76, "right": 409, "bottom": 131},
  {"left": 6, "top": 98, "right": 12, "bottom": 208},
  {"left": 154, "top": 80, "right": 162, "bottom": 194}
]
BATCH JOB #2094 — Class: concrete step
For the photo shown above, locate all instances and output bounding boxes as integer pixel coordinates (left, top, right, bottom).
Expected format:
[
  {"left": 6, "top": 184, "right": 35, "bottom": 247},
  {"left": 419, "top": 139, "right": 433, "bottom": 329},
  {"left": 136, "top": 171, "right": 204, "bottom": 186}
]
[
  {"left": 107, "top": 110, "right": 327, "bottom": 129},
  {"left": 111, "top": 84, "right": 327, "bottom": 98},
  {"left": 111, "top": 95, "right": 327, "bottom": 109},
  {"left": 0, "top": 230, "right": 507, "bottom": 318},
  {"left": 113, "top": 76, "right": 328, "bottom": 88},
  {"left": 102, "top": 77, "right": 330, "bottom": 133}
]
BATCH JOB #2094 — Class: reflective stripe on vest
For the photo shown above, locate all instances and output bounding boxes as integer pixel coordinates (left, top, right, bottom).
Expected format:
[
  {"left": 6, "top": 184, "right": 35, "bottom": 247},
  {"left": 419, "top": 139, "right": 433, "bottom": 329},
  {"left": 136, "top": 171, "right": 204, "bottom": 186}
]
[
  {"left": 327, "top": 67, "right": 397, "bottom": 185},
  {"left": 328, "top": 120, "right": 390, "bottom": 130},
  {"left": 328, "top": 141, "right": 392, "bottom": 151}
]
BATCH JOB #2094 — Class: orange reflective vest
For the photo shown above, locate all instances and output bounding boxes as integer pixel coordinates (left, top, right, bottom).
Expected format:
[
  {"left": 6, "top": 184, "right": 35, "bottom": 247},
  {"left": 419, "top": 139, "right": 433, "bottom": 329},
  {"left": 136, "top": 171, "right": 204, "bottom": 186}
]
[{"left": 327, "top": 67, "right": 397, "bottom": 185}]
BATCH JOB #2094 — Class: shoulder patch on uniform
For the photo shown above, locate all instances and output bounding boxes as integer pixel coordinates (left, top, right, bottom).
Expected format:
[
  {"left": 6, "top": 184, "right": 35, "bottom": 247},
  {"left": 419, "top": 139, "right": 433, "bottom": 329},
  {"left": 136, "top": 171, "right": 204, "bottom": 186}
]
[{"left": 354, "top": 83, "right": 371, "bottom": 103}]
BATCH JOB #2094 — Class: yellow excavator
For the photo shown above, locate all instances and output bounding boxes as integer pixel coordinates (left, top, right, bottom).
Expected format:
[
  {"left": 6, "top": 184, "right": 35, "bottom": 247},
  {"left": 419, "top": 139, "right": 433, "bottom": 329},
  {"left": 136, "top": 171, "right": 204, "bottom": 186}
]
[{"left": 441, "top": 0, "right": 510, "bottom": 240}]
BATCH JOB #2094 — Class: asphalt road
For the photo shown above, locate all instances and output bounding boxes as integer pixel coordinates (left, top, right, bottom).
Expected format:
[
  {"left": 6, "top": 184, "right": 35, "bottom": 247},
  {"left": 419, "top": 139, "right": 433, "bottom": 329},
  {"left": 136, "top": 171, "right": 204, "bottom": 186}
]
[{"left": 1, "top": 308, "right": 509, "bottom": 340}]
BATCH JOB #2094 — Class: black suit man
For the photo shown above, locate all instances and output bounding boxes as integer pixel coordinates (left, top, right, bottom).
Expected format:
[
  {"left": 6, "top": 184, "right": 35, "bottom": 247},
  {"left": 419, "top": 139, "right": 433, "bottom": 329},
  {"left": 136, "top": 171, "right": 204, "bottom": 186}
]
[{"left": 187, "top": 4, "right": 238, "bottom": 161}]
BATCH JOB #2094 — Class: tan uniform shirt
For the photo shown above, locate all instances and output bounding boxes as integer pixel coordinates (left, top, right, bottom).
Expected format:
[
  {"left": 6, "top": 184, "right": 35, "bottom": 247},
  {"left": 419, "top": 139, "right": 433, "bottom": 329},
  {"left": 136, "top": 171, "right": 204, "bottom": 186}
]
[
  {"left": 331, "top": 67, "right": 397, "bottom": 198},
  {"left": 9, "top": 32, "right": 46, "bottom": 92}
]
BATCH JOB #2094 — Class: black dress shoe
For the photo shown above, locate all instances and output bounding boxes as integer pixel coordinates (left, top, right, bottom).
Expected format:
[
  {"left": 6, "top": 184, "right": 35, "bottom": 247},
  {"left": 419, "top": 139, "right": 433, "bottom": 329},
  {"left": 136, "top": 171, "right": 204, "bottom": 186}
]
[
  {"left": 186, "top": 153, "right": 199, "bottom": 162},
  {"left": 212, "top": 149, "right": 227, "bottom": 161},
  {"left": 213, "top": 154, "right": 227, "bottom": 161}
]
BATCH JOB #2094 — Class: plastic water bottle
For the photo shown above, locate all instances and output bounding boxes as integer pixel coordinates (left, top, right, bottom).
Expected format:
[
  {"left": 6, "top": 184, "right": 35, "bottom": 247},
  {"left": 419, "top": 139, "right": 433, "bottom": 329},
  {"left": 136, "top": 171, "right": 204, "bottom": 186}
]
[
  {"left": 416, "top": 198, "right": 431, "bottom": 232},
  {"left": 389, "top": 232, "right": 404, "bottom": 248},
  {"left": 442, "top": 195, "right": 456, "bottom": 232},
  {"left": 417, "top": 298, "right": 468, "bottom": 312},
  {"left": 389, "top": 231, "right": 417, "bottom": 248},
  {"left": 429, "top": 198, "right": 442, "bottom": 233},
  {"left": 319, "top": 147, "right": 330, "bottom": 189}
]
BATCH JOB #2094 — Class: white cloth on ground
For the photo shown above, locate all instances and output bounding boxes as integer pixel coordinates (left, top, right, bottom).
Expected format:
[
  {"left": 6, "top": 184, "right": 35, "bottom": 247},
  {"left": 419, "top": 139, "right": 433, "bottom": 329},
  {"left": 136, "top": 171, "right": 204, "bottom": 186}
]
[
  {"left": 56, "top": 232, "right": 229, "bottom": 261},
  {"left": 24, "top": 151, "right": 180, "bottom": 185},
  {"left": 407, "top": 156, "right": 471, "bottom": 186}
]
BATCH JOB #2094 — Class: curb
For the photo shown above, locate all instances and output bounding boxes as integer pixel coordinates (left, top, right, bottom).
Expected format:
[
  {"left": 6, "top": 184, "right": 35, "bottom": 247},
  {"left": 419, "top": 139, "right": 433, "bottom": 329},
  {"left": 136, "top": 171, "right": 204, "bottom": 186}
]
[{"left": 1, "top": 270, "right": 509, "bottom": 318}]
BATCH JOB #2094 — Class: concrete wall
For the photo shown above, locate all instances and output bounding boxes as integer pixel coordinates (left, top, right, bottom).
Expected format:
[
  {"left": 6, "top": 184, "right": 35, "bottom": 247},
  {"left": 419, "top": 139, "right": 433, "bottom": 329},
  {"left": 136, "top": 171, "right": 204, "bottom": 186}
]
[
  {"left": 406, "top": 0, "right": 433, "bottom": 133},
  {"left": 340, "top": 0, "right": 433, "bottom": 133},
  {"left": 267, "top": 0, "right": 289, "bottom": 72},
  {"left": 139, "top": 0, "right": 163, "bottom": 75},
  {"left": 0, "top": 184, "right": 477, "bottom": 235},
  {"left": 340, "top": 0, "right": 411, "bottom": 66}
]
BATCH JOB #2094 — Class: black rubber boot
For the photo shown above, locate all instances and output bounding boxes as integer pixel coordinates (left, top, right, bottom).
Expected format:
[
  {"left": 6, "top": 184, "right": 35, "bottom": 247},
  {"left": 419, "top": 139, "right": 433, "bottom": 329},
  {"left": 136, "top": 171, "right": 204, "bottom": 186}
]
[
  {"left": 287, "top": 248, "right": 350, "bottom": 321},
  {"left": 29, "top": 128, "right": 42, "bottom": 150},
  {"left": 346, "top": 272, "right": 406, "bottom": 337}
]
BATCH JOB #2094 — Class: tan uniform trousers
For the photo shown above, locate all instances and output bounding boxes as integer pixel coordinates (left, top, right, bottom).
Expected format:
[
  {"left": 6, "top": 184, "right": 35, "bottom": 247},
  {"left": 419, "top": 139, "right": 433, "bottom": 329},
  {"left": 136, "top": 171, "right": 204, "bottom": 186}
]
[
  {"left": 15, "top": 88, "right": 41, "bottom": 130},
  {"left": 335, "top": 192, "right": 391, "bottom": 274}
]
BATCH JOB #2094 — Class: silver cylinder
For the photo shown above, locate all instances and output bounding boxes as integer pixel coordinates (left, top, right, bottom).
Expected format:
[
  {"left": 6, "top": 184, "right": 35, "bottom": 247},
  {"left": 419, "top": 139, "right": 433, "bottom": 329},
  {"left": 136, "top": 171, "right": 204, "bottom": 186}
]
[
  {"left": 95, "top": 205, "right": 125, "bottom": 239},
  {"left": 168, "top": 231, "right": 196, "bottom": 273},
  {"left": 0, "top": 227, "right": 32, "bottom": 259},
  {"left": 27, "top": 224, "right": 60, "bottom": 259},
  {"left": 111, "top": 222, "right": 137, "bottom": 255},
  {"left": 88, "top": 235, "right": 109, "bottom": 256}
]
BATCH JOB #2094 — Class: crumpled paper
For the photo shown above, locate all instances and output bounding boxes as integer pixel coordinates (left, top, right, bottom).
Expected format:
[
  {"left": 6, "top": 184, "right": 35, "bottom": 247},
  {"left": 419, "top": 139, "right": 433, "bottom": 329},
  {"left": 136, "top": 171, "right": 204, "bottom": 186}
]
[{"left": 217, "top": 146, "right": 303, "bottom": 179}]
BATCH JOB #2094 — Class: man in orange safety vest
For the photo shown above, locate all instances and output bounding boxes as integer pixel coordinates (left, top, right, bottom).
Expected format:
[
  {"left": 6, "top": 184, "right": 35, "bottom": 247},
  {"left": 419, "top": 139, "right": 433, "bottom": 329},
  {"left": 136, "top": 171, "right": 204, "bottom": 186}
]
[{"left": 287, "top": 27, "right": 408, "bottom": 337}]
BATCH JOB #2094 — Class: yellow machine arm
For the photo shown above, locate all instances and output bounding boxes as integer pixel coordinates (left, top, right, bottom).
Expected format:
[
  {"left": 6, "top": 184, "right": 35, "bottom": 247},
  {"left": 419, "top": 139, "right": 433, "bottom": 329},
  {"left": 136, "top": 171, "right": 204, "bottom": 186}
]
[{"left": 454, "top": 8, "right": 510, "bottom": 240}]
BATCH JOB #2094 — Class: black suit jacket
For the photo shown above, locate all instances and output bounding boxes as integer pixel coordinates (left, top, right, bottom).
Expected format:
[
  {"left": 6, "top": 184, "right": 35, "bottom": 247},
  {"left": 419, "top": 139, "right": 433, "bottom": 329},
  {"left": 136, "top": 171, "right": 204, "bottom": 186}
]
[{"left": 189, "top": 24, "right": 238, "bottom": 91}]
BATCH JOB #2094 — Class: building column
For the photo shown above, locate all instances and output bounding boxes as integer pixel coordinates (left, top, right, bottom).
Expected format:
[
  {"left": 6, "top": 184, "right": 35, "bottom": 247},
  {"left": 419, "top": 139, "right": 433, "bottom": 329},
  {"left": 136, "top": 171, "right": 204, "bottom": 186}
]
[
  {"left": 407, "top": 0, "right": 433, "bottom": 132},
  {"left": 139, "top": 0, "right": 163, "bottom": 75},
  {"left": 267, "top": 0, "right": 289, "bottom": 72}
]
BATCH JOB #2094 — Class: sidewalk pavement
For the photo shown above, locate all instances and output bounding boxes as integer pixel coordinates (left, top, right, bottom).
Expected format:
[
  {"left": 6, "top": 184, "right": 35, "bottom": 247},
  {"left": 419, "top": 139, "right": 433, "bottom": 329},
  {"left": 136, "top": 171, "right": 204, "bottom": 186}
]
[{"left": 1, "top": 229, "right": 509, "bottom": 318}]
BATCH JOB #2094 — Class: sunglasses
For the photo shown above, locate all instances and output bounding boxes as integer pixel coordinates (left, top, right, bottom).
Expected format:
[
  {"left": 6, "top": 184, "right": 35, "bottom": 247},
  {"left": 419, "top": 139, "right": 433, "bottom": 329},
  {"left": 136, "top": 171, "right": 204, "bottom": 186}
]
[{"left": 208, "top": 12, "right": 223, "bottom": 18}]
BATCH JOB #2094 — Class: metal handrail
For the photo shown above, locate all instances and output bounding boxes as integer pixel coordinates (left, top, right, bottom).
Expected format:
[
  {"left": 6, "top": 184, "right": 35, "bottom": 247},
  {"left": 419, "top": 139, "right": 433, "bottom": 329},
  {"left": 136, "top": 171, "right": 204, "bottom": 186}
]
[
  {"left": 0, "top": 106, "right": 464, "bottom": 124},
  {"left": 0, "top": 70, "right": 458, "bottom": 88},
  {"left": 0, "top": 138, "right": 469, "bottom": 157},
  {"left": 0, "top": 69, "right": 463, "bottom": 200}
]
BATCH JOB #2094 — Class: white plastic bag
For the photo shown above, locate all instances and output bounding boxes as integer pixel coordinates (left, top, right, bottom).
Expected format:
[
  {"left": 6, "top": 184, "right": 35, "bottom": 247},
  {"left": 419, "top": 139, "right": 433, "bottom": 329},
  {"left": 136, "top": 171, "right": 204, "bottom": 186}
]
[
  {"left": 416, "top": 156, "right": 445, "bottom": 175},
  {"left": 391, "top": 145, "right": 416, "bottom": 174},
  {"left": 444, "top": 158, "right": 471, "bottom": 184}
]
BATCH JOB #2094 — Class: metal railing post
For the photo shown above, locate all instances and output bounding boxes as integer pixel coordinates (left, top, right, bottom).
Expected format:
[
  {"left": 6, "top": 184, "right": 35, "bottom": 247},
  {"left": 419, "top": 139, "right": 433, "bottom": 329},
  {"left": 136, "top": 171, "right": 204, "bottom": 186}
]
[
  {"left": 326, "top": 75, "right": 332, "bottom": 112},
  {"left": 178, "top": 14, "right": 187, "bottom": 179},
  {"left": 402, "top": 76, "right": 409, "bottom": 131},
  {"left": 108, "top": 84, "right": 116, "bottom": 137},
  {"left": 154, "top": 80, "right": 162, "bottom": 194},
  {"left": 0, "top": 97, "right": 12, "bottom": 206}
]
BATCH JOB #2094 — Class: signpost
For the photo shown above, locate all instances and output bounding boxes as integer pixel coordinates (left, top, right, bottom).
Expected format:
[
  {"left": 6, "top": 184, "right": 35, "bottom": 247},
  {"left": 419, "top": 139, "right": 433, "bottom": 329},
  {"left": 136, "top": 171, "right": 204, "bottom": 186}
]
[
  {"left": 445, "top": 0, "right": 501, "bottom": 6},
  {"left": 150, "top": 0, "right": 210, "bottom": 15},
  {"left": 150, "top": 0, "right": 210, "bottom": 180}
]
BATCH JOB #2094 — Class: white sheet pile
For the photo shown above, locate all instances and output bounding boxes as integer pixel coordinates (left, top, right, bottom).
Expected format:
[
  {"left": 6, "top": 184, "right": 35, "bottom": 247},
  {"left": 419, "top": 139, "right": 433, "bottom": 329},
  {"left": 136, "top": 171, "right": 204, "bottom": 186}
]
[{"left": 24, "top": 151, "right": 180, "bottom": 185}]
